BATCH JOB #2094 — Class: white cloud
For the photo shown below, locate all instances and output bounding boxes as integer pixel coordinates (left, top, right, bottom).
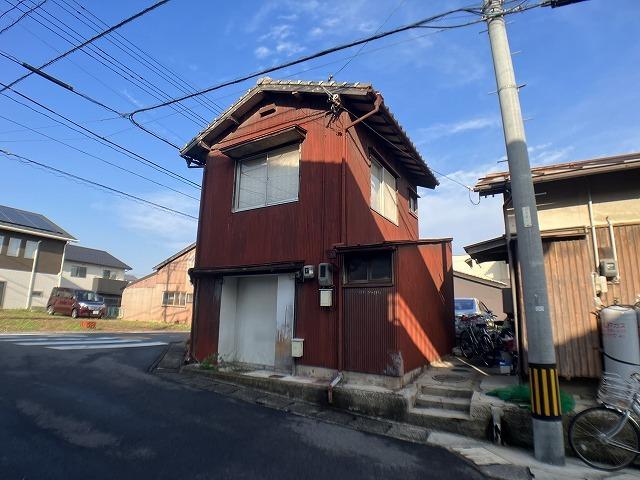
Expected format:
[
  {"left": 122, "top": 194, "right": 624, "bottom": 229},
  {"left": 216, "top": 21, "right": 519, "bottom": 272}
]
[
  {"left": 275, "top": 41, "right": 305, "bottom": 56},
  {"left": 115, "top": 191, "right": 198, "bottom": 251},
  {"left": 259, "top": 24, "right": 293, "bottom": 42},
  {"left": 309, "top": 27, "right": 323, "bottom": 37},
  {"left": 122, "top": 89, "right": 144, "bottom": 108},
  {"left": 530, "top": 145, "right": 574, "bottom": 166},
  {"left": 254, "top": 46, "right": 272, "bottom": 59},
  {"left": 415, "top": 116, "right": 499, "bottom": 144}
]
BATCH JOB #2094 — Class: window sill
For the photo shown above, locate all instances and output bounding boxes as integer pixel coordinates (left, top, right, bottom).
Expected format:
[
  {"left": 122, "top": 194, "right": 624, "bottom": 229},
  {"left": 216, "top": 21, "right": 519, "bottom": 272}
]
[
  {"left": 233, "top": 198, "right": 299, "bottom": 213},
  {"left": 162, "top": 304, "right": 188, "bottom": 308}
]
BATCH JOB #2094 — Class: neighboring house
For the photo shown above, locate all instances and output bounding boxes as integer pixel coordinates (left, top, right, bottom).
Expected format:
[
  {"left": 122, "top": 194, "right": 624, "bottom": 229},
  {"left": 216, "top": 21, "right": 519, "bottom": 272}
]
[
  {"left": 452, "top": 254, "right": 510, "bottom": 319},
  {"left": 121, "top": 243, "right": 195, "bottom": 324},
  {"left": 0, "top": 204, "right": 75, "bottom": 309},
  {"left": 466, "top": 152, "right": 640, "bottom": 379},
  {"left": 60, "top": 245, "right": 131, "bottom": 306},
  {"left": 180, "top": 78, "right": 454, "bottom": 386}
]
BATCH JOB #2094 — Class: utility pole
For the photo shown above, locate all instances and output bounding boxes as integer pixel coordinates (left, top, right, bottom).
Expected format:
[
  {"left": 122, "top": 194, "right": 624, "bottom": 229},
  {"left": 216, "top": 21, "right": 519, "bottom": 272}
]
[{"left": 483, "top": 0, "right": 565, "bottom": 465}]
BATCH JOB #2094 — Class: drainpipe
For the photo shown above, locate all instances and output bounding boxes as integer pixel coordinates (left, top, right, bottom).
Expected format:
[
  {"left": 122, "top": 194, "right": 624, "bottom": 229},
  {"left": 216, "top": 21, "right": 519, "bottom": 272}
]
[
  {"left": 336, "top": 93, "right": 383, "bottom": 372},
  {"left": 606, "top": 217, "right": 619, "bottom": 282},
  {"left": 25, "top": 240, "right": 41, "bottom": 309},
  {"left": 58, "top": 241, "right": 68, "bottom": 287},
  {"left": 587, "top": 182, "right": 599, "bottom": 270}
]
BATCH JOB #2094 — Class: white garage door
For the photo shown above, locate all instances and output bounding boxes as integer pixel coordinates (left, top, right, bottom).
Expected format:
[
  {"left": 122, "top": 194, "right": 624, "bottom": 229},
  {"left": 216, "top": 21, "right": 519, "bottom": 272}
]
[{"left": 218, "top": 274, "right": 295, "bottom": 369}]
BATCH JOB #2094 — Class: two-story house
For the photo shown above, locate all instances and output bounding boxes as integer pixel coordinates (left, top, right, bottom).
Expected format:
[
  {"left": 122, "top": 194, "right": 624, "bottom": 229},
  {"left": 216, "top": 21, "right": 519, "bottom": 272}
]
[
  {"left": 180, "top": 79, "right": 454, "bottom": 387},
  {"left": 466, "top": 152, "right": 640, "bottom": 379},
  {"left": 121, "top": 243, "right": 195, "bottom": 324},
  {"left": 60, "top": 245, "right": 131, "bottom": 306},
  {"left": 0, "top": 204, "right": 75, "bottom": 309}
]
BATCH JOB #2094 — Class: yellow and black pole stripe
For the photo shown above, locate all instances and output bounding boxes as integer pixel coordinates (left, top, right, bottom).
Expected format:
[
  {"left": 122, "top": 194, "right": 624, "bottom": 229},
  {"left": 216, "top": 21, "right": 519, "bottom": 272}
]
[{"left": 529, "top": 363, "right": 562, "bottom": 420}]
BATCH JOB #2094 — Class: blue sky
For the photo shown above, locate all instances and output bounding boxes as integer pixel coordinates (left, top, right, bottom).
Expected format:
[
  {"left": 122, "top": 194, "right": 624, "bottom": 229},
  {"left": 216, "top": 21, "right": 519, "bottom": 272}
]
[{"left": 1, "top": 0, "right": 638, "bottom": 276}]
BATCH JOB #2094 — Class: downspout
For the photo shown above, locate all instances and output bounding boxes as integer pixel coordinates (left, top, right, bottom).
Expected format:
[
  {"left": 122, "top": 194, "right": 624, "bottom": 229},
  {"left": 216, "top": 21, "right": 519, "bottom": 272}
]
[
  {"left": 606, "top": 217, "right": 619, "bottom": 282},
  {"left": 25, "top": 240, "right": 41, "bottom": 309},
  {"left": 587, "top": 181, "right": 599, "bottom": 270},
  {"left": 335, "top": 93, "right": 383, "bottom": 374},
  {"left": 58, "top": 241, "right": 68, "bottom": 287}
]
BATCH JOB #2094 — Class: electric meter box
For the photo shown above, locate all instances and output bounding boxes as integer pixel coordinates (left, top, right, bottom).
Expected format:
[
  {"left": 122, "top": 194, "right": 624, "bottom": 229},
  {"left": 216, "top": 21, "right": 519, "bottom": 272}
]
[
  {"left": 302, "top": 265, "right": 315, "bottom": 279},
  {"left": 318, "top": 263, "right": 333, "bottom": 287},
  {"left": 599, "top": 258, "right": 618, "bottom": 279}
]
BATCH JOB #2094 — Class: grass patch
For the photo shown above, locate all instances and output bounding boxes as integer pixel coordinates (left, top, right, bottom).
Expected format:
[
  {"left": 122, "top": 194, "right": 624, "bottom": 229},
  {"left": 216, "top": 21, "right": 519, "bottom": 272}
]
[{"left": 0, "top": 309, "right": 190, "bottom": 333}]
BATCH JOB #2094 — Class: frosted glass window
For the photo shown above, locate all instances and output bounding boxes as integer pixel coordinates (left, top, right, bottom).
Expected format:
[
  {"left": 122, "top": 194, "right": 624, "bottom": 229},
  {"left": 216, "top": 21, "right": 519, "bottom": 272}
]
[
  {"left": 7, "top": 237, "right": 21, "bottom": 257},
  {"left": 370, "top": 156, "right": 397, "bottom": 224},
  {"left": 235, "top": 144, "right": 300, "bottom": 211},
  {"left": 23, "top": 240, "right": 38, "bottom": 259}
]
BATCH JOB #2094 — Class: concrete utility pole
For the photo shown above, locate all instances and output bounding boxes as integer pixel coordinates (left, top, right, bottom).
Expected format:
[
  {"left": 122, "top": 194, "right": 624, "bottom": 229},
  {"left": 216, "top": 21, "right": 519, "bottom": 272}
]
[{"left": 483, "top": 0, "right": 565, "bottom": 465}]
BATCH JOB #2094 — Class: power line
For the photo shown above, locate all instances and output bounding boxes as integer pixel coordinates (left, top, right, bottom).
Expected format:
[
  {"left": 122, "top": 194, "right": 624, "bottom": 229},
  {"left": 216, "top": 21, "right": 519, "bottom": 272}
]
[
  {"left": 1, "top": 148, "right": 198, "bottom": 220},
  {"left": 0, "top": 114, "right": 200, "bottom": 201},
  {"left": 0, "top": 0, "right": 26, "bottom": 19},
  {"left": 127, "top": 6, "right": 487, "bottom": 120},
  {"left": 0, "top": 0, "right": 171, "bottom": 93},
  {"left": 0, "top": 82, "right": 201, "bottom": 189},
  {"left": 0, "top": 0, "right": 44, "bottom": 35},
  {"left": 6, "top": 0, "right": 204, "bottom": 133},
  {"left": 332, "top": 0, "right": 407, "bottom": 79}
]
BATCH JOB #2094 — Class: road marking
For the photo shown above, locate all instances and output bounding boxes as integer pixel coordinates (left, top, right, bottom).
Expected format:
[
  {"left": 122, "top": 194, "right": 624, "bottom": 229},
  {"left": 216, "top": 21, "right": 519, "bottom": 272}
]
[
  {"left": 16, "top": 338, "right": 131, "bottom": 346},
  {"left": 49, "top": 341, "right": 167, "bottom": 350},
  {"left": 1, "top": 334, "right": 168, "bottom": 351}
]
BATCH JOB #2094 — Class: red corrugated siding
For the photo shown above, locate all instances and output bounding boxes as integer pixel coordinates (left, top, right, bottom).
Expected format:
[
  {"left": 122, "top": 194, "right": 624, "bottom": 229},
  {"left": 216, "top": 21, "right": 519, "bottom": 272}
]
[
  {"left": 343, "top": 285, "right": 397, "bottom": 375},
  {"left": 395, "top": 242, "right": 455, "bottom": 373},
  {"left": 192, "top": 276, "right": 222, "bottom": 361}
]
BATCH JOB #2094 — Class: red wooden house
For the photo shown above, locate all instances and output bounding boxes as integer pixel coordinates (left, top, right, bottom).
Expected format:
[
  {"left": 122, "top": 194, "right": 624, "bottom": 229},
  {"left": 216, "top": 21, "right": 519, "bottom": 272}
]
[{"left": 181, "top": 79, "right": 454, "bottom": 387}]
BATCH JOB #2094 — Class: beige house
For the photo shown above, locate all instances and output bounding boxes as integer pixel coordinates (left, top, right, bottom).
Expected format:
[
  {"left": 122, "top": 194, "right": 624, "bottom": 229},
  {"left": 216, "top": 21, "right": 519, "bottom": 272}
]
[
  {"left": 121, "top": 243, "right": 195, "bottom": 324},
  {"left": 466, "top": 152, "right": 640, "bottom": 378}
]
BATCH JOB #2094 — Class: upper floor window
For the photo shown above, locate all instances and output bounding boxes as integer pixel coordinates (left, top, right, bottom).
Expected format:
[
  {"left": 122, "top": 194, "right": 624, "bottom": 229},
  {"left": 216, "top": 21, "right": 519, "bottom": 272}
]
[
  {"left": 0, "top": 235, "right": 4, "bottom": 254},
  {"left": 70, "top": 265, "right": 87, "bottom": 278},
  {"left": 102, "top": 269, "right": 117, "bottom": 279},
  {"left": 408, "top": 189, "right": 418, "bottom": 215},
  {"left": 344, "top": 251, "right": 393, "bottom": 285},
  {"left": 370, "top": 155, "right": 398, "bottom": 224},
  {"left": 7, "top": 237, "right": 21, "bottom": 257},
  {"left": 23, "top": 240, "right": 38, "bottom": 259},
  {"left": 234, "top": 144, "right": 300, "bottom": 212}
]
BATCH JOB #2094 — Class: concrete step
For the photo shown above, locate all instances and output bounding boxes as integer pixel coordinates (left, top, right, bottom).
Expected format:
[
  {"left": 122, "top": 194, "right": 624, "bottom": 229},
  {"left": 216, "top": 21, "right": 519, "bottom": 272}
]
[
  {"left": 414, "top": 393, "right": 471, "bottom": 413},
  {"left": 419, "top": 384, "right": 474, "bottom": 399},
  {"left": 408, "top": 406, "right": 472, "bottom": 421}
]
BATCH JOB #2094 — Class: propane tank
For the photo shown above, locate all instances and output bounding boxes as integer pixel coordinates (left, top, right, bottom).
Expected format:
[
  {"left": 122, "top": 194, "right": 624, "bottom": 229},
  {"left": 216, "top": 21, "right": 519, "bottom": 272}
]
[{"left": 600, "top": 305, "right": 640, "bottom": 380}]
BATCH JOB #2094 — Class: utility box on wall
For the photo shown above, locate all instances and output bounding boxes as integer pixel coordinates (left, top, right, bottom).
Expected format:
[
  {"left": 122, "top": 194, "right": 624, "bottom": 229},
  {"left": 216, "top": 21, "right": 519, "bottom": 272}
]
[
  {"left": 319, "top": 288, "right": 333, "bottom": 307},
  {"left": 318, "top": 263, "right": 333, "bottom": 287},
  {"left": 291, "top": 338, "right": 304, "bottom": 358}
]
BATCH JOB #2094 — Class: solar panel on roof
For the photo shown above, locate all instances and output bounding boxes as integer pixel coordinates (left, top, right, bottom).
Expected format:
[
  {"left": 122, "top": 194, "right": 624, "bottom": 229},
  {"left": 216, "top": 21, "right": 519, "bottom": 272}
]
[{"left": 0, "top": 205, "right": 66, "bottom": 235}]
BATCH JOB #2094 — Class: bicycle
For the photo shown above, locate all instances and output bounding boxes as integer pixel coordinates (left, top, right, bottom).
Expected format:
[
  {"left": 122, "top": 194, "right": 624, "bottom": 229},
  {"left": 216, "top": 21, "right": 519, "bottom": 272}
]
[
  {"left": 568, "top": 372, "right": 640, "bottom": 471},
  {"left": 458, "top": 314, "right": 495, "bottom": 366}
]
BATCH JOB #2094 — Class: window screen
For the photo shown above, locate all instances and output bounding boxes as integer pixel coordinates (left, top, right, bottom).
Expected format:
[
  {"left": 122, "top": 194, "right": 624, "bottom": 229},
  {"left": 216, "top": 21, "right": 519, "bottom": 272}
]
[{"left": 235, "top": 144, "right": 300, "bottom": 211}]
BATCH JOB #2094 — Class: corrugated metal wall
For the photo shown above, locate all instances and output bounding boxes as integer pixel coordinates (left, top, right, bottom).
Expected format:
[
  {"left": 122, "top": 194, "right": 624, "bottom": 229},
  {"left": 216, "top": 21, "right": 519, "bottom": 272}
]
[
  {"left": 542, "top": 237, "right": 602, "bottom": 378},
  {"left": 598, "top": 223, "right": 640, "bottom": 305},
  {"left": 343, "top": 285, "right": 397, "bottom": 375}
]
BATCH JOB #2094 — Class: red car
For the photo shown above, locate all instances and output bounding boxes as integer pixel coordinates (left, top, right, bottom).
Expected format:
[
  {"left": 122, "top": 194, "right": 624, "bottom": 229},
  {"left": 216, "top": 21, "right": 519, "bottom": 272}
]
[{"left": 47, "top": 287, "right": 106, "bottom": 318}]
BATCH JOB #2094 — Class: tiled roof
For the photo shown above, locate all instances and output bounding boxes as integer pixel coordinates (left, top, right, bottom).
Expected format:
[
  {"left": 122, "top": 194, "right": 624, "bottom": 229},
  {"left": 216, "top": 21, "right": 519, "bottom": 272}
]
[
  {"left": 65, "top": 245, "right": 131, "bottom": 270},
  {"left": 180, "top": 78, "right": 437, "bottom": 188}
]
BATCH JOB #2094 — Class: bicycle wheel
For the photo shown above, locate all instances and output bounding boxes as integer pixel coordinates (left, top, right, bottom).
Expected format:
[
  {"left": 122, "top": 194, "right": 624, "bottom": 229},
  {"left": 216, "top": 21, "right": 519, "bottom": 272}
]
[
  {"left": 478, "top": 333, "right": 495, "bottom": 367},
  {"left": 569, "top": 406, "right": 640, "bottom": 471},
  {"left": 459, "top": 330, "right": 475, "bottom": 359}
]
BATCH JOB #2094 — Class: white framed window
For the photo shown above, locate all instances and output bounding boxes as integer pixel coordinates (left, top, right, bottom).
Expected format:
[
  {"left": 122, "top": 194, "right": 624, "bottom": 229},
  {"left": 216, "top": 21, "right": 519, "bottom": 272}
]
[
  {"left": 408, "top": 189, "right": 419, "bottom": 215},
  {"left": 234, "top": 143, "right": 300, "bottom": 211},
  {"left": 23, "top": 240, "right": 38, "bottom": 259},
  {"left": 70, "top": 265, "right": 87, "bottom": 278},
  {"left": 0, "top": 235, "right": 4, "bottom": 254},
  {"left": 370, "top": 156, "right": 398, "bottom": 224},
  {"left": 162, "top": 291, "right": 188, "bottom": 307},
  {"left": 7, "top": 237, "right": 21, "bottom": 257}
]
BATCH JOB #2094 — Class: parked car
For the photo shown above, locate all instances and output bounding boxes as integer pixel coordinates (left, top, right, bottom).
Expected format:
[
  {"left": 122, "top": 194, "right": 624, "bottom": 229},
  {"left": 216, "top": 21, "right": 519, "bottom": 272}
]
[
  {"left": 47, "top": 287, "right": 106, "bottom": 318},
  {"left": 454, "top": 297, "right": 496, "bottom": 336}
]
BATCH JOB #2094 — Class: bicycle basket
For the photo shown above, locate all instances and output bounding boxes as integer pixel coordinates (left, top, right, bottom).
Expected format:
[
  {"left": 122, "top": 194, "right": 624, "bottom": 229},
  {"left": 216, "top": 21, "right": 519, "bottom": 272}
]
[{"left": 597, "top": 372, "right": 640, "bottom": 410}]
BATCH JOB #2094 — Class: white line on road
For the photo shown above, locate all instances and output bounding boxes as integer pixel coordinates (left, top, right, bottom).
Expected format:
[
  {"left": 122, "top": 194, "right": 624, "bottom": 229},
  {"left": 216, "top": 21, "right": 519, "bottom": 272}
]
[
  {"left": 15, "top": 338, "right": 133, "bottom": 346},
  {"left": 48, "top": 341, "right": 167, "bottom": 350}
]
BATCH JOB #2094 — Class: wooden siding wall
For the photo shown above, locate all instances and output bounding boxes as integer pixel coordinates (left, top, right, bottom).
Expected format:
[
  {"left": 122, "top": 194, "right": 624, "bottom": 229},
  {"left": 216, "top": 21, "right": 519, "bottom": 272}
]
[
  {"left": 345, "top": 122, "right": 419, "bottom": 244},
  {"left": 395, "top": 242, "right": 455, "bottom": 373}
]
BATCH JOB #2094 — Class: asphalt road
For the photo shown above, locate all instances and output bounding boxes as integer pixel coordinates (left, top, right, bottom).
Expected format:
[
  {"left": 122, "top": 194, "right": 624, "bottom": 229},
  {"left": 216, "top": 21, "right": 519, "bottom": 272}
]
[{"left": 0, "top": 332, "right": 486, "bottom": 480}]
